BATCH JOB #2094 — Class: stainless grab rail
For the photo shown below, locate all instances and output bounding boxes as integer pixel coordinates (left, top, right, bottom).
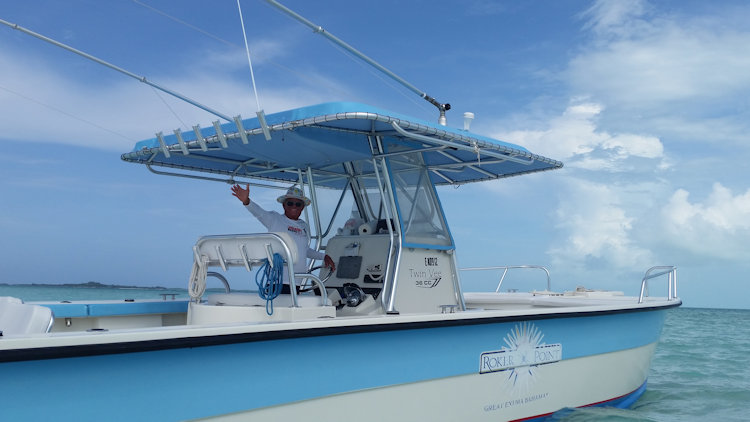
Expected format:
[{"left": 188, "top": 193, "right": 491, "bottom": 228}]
[
  {"left": 638, "top": 266, "right": 677, "bottom": 303},
  {"left": 206, "top": 271, "right": 231, "bottom": 293},
  {"left": 459, "top": 265, "right": 551, "bottom": 292}
]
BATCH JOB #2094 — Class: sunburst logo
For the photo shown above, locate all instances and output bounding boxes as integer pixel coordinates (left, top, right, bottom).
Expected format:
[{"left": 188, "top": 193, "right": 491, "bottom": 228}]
[{"left": 479, "top": 322, "right": 562, "bottom": 391}]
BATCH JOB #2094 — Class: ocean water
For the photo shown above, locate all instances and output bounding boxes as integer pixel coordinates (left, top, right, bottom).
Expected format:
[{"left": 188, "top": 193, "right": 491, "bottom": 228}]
[
  {"left": 552, "top": 307, "right": 750, "bottom": 422},
  {"left": 2, "top": 286, "right": 748, "bottom": 421},
  {"left": 0, "top": 284, "right": 191, "bottom": 302}
]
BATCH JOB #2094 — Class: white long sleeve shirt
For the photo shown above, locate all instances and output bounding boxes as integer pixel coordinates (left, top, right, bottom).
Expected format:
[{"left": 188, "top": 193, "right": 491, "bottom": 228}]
[{"left": 245, "top": 201, "right": 325, "bottom": 275}]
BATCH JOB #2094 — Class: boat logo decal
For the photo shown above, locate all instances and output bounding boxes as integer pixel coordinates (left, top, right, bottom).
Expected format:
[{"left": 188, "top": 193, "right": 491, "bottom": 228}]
[
  {"left": 409, "top": 255, "right": 443, "bottom": 288},
  {"left": 479, "top": 322, "right": 562, "bottom": 375}
]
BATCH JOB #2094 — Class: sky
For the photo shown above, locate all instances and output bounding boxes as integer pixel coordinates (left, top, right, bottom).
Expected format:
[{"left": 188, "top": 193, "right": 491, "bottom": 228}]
[{"left": 1, "top": 0, "right": 749, "bottom": 309}]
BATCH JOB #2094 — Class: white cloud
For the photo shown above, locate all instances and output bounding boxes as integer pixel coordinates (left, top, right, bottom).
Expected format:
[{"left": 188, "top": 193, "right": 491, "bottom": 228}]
[
  {"left": 200, "top": 39, "right": 289, "bottom": 69},
  {"left": 580, "top": 0, "right": 651, "bottom": 38},
  {"left": 493, "top": 100, "right": 664, "bottom": 172},
  {"left": 547, "top": 178, "right": 654, "bottom": 270},
  {"left": 603, "top": 133, "right": 662, "bottom": 159},
  {"left": 0, "top": 42, "right": 348, "bottom": 151},
  {"left": 569, "top": 0, "right": 750, "bottom": 144},
  {"left": 661, "top": 183, "right": 750, "bottom": 260},
  {"left": 569, "top": 27, "right": 750, "bottom": 104},
  {"left": 489, "top": 0, "right": 750, "bottom": 276},
  {"left": 485, "top": 95, "right": 668, "bottom": 274}
]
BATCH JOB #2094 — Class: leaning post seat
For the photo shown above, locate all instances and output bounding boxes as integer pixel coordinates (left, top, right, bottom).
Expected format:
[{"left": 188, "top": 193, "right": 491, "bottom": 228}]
[{"left": 187, "top": 233, "right": 332, "bottom": 324}]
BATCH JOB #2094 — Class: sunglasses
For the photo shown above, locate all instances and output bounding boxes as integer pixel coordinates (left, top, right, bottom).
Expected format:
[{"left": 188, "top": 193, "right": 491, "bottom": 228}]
[{"left": 285, "top": 201, "right": 304, "bottom": 208}]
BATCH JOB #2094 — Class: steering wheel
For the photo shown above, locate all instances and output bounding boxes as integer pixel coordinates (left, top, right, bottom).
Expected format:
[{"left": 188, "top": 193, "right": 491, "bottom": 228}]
[{"left": 298, "top": 265, "right": 334, "bottom": 293}]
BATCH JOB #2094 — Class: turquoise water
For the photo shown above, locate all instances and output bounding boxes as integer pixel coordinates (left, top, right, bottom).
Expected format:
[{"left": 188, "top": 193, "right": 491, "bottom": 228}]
[
  {"left": 2, "top": 286, "right": 748, "bottom": 421},
  {"left": 0, "top": 284, "right": 191, "bottom": 302},
  {"left": 552, "top": 307, "right": 750, "bottom": 421}
]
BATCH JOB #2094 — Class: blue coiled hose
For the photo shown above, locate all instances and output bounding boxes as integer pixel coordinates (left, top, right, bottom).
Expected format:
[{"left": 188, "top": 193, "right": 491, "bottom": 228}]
[{"left": 255, "top": 253, "right": 285, "bottom": 315}]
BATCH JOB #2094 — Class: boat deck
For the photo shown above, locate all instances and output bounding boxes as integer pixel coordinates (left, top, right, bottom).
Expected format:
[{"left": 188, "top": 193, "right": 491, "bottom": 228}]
[{"left": 6, "top": 289, "right": 674, "bottom": 337}]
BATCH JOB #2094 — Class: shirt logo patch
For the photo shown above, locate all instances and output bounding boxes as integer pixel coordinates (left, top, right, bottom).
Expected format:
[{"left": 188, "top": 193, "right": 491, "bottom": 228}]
[{"left": 287, "top": 226, "right": 304, "bottom": 235}]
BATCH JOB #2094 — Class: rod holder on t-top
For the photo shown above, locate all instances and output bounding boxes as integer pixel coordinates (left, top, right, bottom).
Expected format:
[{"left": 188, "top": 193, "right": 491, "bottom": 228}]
[{"left": 264, "top": 0, "right": 451, "bottom": 126}]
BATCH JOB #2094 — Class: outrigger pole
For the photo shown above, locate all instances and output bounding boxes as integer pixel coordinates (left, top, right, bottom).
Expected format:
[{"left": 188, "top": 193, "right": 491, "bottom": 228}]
[
  {"left": 0, "top": 17, "right": 233, "bottom": 123},
  {"left": 264, "top": 0, "right": 452, "bottom": 126}
]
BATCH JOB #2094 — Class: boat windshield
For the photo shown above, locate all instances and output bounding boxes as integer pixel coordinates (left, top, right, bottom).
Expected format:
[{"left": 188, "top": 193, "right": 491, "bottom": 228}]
[
  {"left": 387, "top": 149, "right": 453, "bottom": 249},
  {"left": 317, "top": 160, "right": 392, "bottom": 239},
  {"left": 317, "top": 152, "right": 451, "bottom": 251}
]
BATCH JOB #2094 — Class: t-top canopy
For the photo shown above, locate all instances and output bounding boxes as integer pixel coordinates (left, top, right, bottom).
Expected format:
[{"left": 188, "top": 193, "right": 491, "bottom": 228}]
[{"left": 121, "top": 102, "right": 562, "bottom": 188}]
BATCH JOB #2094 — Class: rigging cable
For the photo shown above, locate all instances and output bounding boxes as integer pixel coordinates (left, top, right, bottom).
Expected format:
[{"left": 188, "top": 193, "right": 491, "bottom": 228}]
[
  {"left": 237, "top": 0, "right": 261, "bottom": 113},
  {"left": 236, "top": 0, "right": 272, "bottom": 140},
  {"left": 326, "top": 41, "right": 430, "bottom": 114},
  {"left": 149, "top": 86, "right": 189, "bottom": 129},
  {"left": 132, "top": 0, "right": 235, "bottom": 47},
  {"left": 130, "top": 0, "right": 381, "bottom": 104},
  {"left": 0, "top": 84, "right": 135, "bottom": 143},
  {"left": 263, "top": 0, "right": 451, "bottom": 125},
  {"left": 0, "top": 17, "right": 233, "bottom": 123}
]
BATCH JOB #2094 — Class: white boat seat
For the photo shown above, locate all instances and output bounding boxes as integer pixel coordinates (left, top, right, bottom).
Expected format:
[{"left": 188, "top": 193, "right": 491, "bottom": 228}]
[
  {"left": 188, "top": 232, "right": 329, "bottom": 308},
  {"left": 0, "top": 296, "right": 23, "bottom": 305},
  {"left": 193, "top": 232, "right": 299, "bottom": 271},
  {"left": 0, "top": 297, "right": 54, "bottom": 336},
  {"left": 189, "top": 232, "right": 299, "bottom": 299}
]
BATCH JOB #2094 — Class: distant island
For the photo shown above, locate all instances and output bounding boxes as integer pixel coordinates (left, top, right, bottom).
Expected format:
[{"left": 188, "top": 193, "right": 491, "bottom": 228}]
[{"left": 0, "top": 281, "right": 169, "bottom": 290}]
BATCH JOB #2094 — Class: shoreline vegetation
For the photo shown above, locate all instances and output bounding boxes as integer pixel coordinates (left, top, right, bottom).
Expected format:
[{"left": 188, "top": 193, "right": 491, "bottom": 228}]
[{"left": 0, "top": 281, "right": 169, "bottom": 290}]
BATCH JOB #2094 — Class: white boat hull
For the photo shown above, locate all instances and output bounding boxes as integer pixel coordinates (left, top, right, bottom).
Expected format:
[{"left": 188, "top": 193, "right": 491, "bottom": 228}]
[
  {"left": 221, "top": 343, "right": 655, "bottom": 421},
  {"left": 0, "top": 300, "right": 673, "bottom": 421}
]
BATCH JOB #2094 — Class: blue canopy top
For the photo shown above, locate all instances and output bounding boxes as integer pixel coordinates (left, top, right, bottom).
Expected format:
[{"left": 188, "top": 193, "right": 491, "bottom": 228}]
[{"left": 121, "top": 102, "right": 562, "bottom": 188}]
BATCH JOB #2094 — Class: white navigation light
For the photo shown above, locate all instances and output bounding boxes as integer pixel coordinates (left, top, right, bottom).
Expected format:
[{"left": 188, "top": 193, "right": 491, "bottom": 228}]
[{"left": 463, "top": 112, "right": 475, "bottom": 131}]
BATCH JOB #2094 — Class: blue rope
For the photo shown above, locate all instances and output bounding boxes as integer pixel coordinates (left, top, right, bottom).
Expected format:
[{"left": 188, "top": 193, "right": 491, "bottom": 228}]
[{"left": 255, "top": 253, "right": 285, "bottom": 315}]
